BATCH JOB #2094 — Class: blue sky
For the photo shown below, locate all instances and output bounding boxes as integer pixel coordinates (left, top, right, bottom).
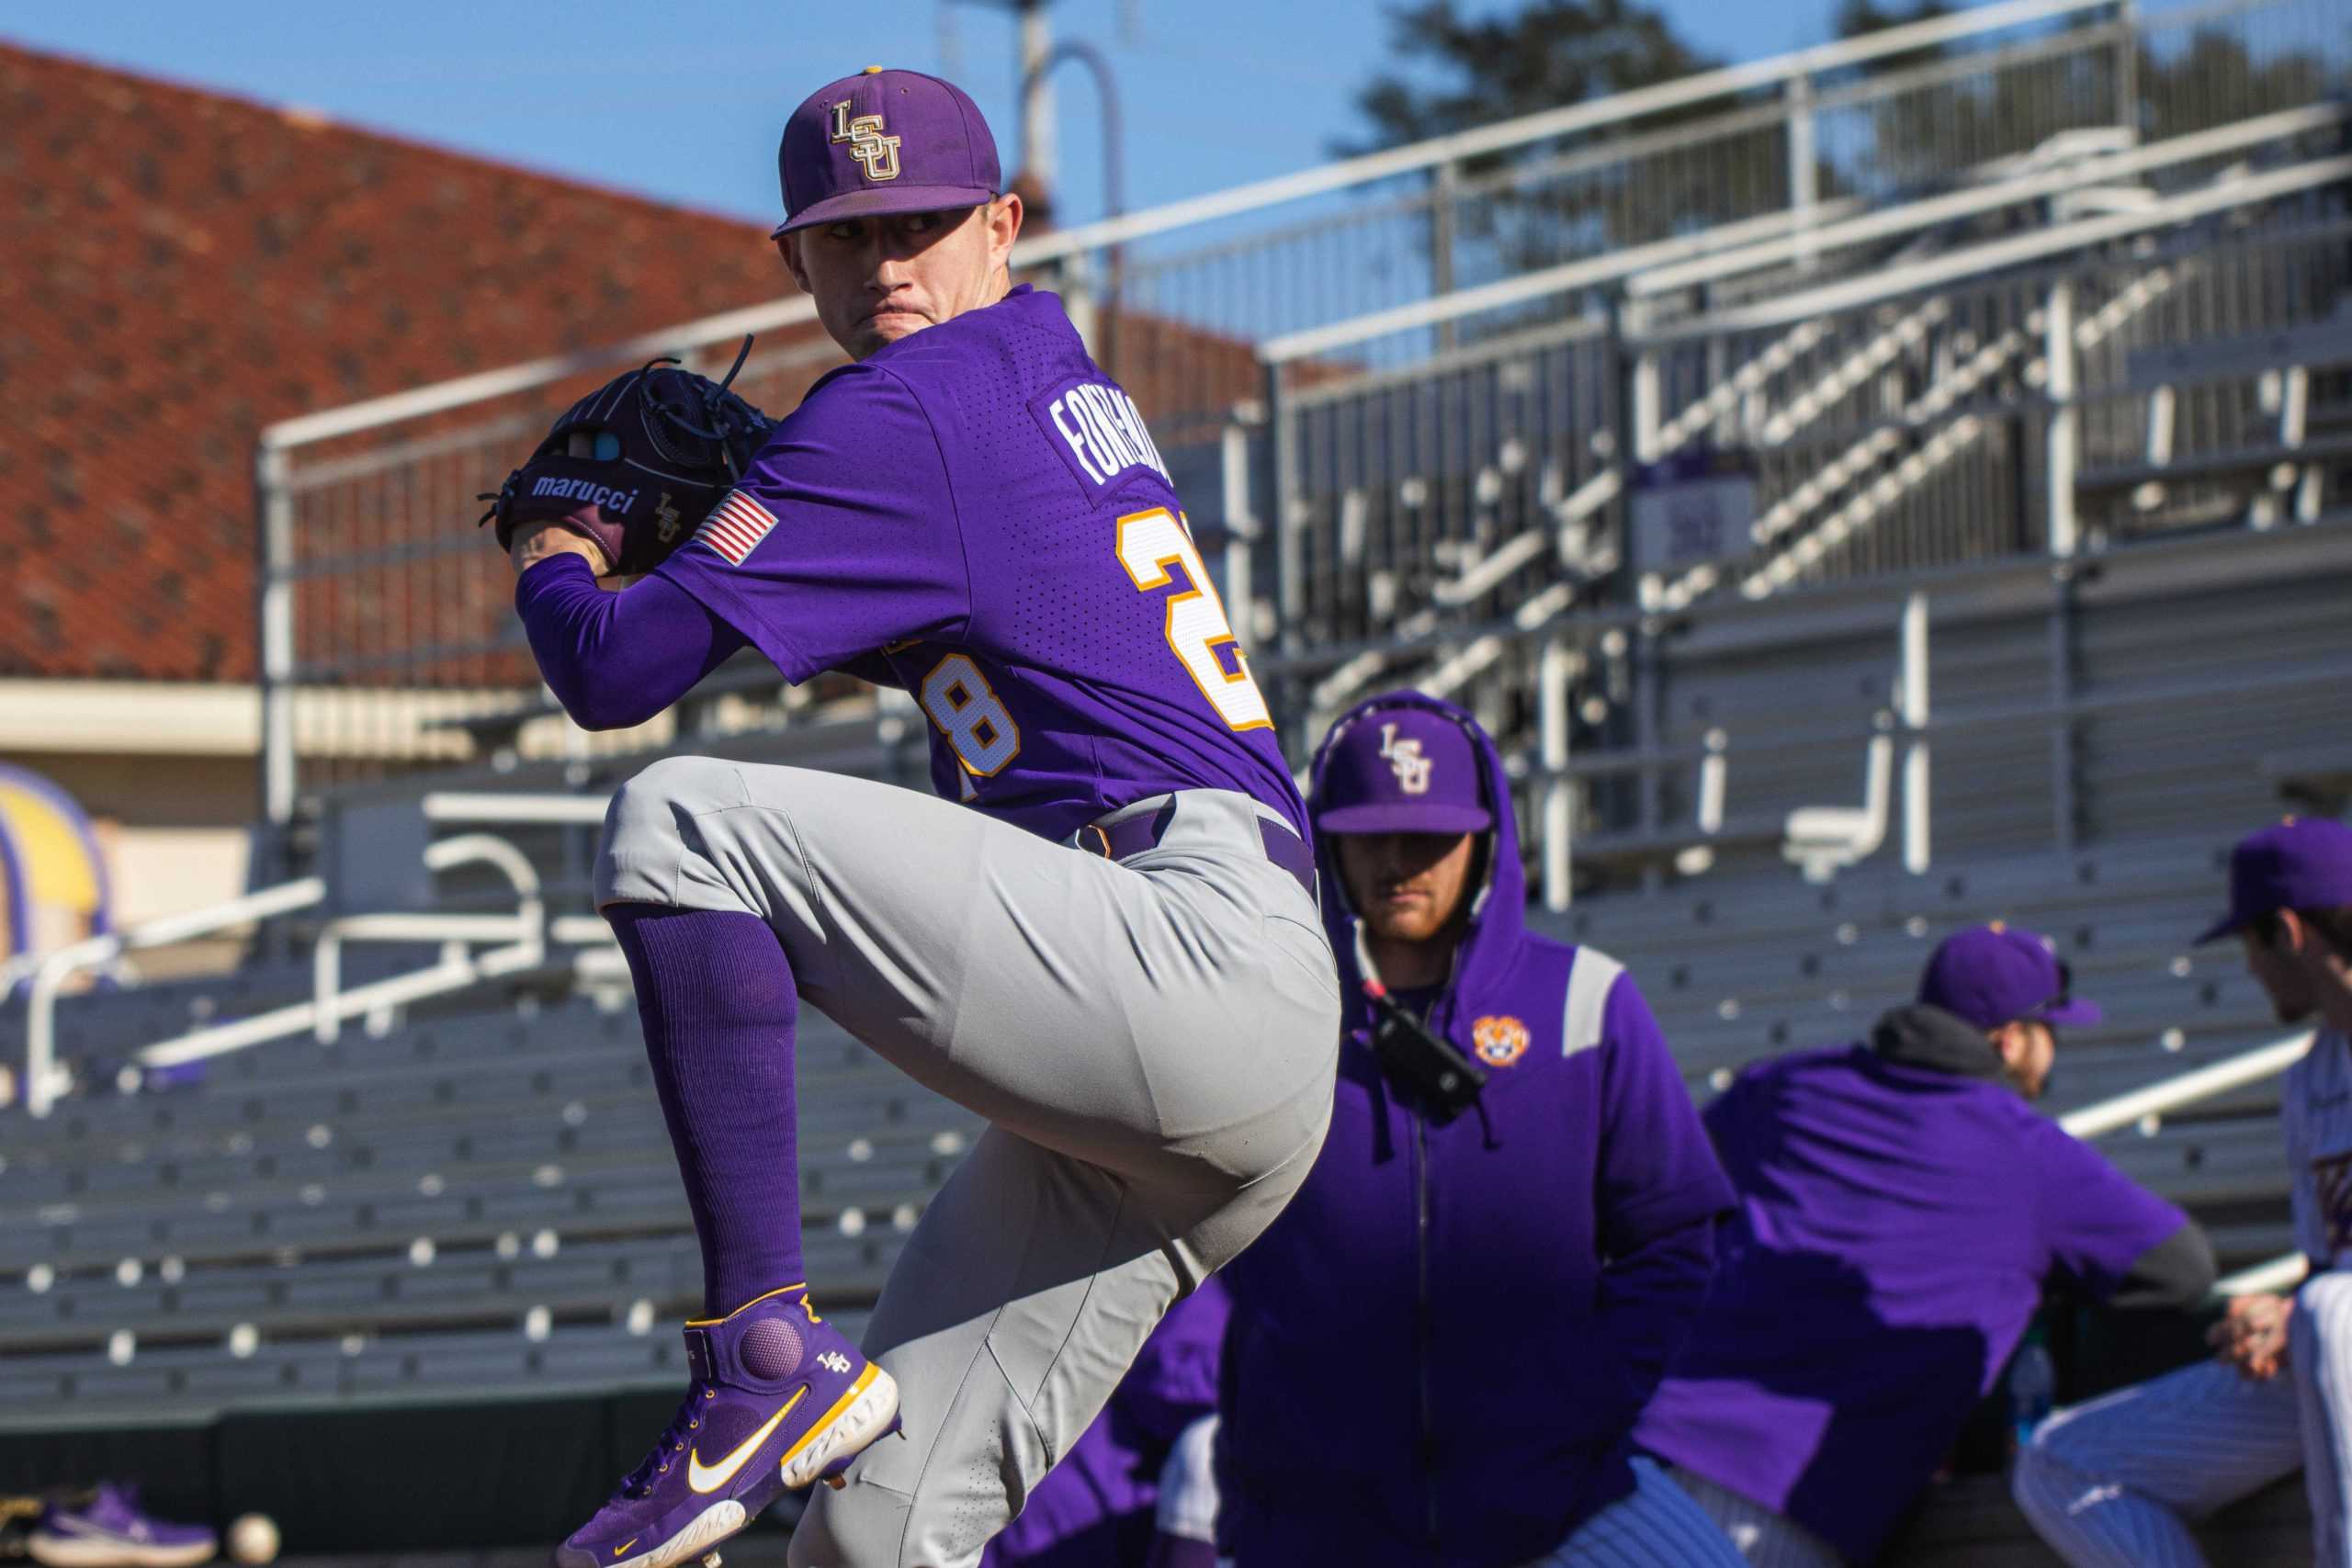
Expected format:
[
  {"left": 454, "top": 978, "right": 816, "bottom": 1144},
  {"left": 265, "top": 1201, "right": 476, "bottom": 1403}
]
[{"left": 4, "top": 0, "right": 1842, "bottom": 231}]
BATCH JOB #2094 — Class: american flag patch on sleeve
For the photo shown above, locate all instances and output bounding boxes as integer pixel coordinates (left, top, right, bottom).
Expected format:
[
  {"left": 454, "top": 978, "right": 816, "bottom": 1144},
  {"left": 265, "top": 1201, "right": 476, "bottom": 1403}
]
[{"left": 694, "top": 490, "right": 778, "bottom": 566}]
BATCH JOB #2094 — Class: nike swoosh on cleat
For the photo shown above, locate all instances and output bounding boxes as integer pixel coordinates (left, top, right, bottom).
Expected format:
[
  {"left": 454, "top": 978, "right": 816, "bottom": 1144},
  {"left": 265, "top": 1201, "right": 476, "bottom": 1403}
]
[
  {"left": 612, "top": 1540, "right": 637, "bottom": 1557},
  {"left": 687, "top": 1387, "right": 807, "bottom": 1495}
]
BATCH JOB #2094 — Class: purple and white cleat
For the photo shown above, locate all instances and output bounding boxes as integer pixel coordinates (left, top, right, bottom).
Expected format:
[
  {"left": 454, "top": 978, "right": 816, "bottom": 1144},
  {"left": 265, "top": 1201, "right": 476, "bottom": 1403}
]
[
  {"left": 28, "top": 1482, "right": 217, "bottom": 1568},
  {"left": 555, "top": 1285, "right": 900, "bottom": 1568}
]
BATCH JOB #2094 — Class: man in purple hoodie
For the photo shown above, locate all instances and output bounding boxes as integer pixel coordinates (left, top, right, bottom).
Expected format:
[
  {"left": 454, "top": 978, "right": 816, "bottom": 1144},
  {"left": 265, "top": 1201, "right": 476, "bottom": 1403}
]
[
  {"left": 1216, "top": 692, "right": 1743, "bottom": 1567},
  {"left": 1634, "top": 923, "right": 2216, "bottom": 1565}
]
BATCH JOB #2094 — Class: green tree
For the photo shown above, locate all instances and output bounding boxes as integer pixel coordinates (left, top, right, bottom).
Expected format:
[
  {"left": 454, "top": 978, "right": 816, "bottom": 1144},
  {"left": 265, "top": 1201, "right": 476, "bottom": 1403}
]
[{"left": 1345, "top": 1, "right": 1788, "bottom": 310}]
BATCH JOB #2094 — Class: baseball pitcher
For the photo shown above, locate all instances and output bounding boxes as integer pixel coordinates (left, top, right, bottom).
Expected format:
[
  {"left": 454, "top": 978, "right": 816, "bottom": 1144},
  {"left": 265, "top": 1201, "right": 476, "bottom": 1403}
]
[{"left": 481, "top": 68, "right": 1339, "bottom": 1568}]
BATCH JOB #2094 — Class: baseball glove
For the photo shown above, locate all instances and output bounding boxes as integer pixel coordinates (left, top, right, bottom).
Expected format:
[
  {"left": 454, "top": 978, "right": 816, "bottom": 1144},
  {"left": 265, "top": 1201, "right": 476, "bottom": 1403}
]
[{"left": 478, "top": 336, "right": 773, "bottom": 575}]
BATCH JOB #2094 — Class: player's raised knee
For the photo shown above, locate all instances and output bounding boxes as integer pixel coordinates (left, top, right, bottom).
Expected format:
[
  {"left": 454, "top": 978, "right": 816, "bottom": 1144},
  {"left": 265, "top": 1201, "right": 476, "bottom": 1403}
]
[
  {"left": 604, "top": 755, "right": 741, "bottom": 837},
  {"left": 595, "top": 755, "right": 747, "bottom": 901}
]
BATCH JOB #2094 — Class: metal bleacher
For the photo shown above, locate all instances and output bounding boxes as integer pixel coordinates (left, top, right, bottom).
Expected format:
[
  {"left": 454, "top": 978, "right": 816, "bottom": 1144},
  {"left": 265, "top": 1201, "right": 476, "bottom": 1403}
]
[{"left": 1, "top": 980, "right": 973, "bottom": 1423}]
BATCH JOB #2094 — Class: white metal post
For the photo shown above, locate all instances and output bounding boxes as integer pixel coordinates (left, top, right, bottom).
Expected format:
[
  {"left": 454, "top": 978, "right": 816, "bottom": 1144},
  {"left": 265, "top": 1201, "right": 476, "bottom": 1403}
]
[
  {"left": 1018, "top": 0, "right": 1056, "bottom": 191},
  {"left": 1540, "top": 638, "right": 1576, "bottom": 911},
  {"left": 256, "top": 443, "right": 298, "bottom": 832},
  {"left": 1220, "top": 406, "right": 1260, "bottom": 642},
  {"left": 1787, "top": 72, "right": 1819, "bottom": 273},
  {"left": 1268, "top": 361, "right": 1305, "bottom": 652},
  {"left": 1698, "top": 729, "right": 1728, "bottom": 835},
  {"left": 1900, "top": 592, "right": 1931, "bottom": 874},
  {"left": 1431, "top": 160, "right": 1459, "bottom": 354},
  {"left": 1631, "top": 348, "right": 1663, "bottom": 465},
  {"left": 2114, "top": 0, "right": 2140, "bottom": 142},
  {"left": 2045, "top": 278, "right": 2080, "bottom": 558}
]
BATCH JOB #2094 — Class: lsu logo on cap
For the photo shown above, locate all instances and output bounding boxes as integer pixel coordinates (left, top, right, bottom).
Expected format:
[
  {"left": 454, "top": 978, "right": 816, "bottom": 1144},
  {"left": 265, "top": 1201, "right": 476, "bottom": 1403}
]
[
  {"left": 1472, "top": 1015, "right": 1530, "bottom": 1068},
  {"left": 1379, "top": 723, "right": 1432, "bottom": 795},
  {"left": 830, "top": 100, "right": 902, "bottom": 181}
]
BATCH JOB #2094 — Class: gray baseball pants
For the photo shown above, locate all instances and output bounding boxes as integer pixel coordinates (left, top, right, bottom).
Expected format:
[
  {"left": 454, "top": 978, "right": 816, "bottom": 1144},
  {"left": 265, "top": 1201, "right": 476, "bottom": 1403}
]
[
  {"left": 595, "top": 760, "right": 1341, "bottom": 1568},
  {"left": 2013, "top": 1269, "right": 2352, "bottom": 1566}
]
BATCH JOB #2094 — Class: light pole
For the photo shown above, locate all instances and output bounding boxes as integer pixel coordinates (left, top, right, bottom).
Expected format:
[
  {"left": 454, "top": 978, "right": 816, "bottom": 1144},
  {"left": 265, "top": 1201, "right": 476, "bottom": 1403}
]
[{"left": 1022, "top": 39, "right": 1125, "bottom": 373}]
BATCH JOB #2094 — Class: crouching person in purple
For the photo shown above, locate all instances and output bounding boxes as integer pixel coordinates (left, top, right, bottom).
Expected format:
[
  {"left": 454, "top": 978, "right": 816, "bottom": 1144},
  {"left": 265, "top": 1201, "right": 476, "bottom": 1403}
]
[
  {"left": 979, "top": 1279, "right": 1228, "bottom": 1568},
  {"left": 1634, "top": 923, "right": 2217, "bottom": 1565},
  {"left": 1214, "top": 693, "right": 1742, "bottom": 1568}
]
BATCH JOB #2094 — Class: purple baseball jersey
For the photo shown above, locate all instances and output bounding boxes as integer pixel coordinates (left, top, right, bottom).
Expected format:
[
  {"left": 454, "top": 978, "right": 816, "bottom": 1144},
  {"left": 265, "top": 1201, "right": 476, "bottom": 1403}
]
[
  {"left": 1634, "top": 1036, "right": 2195, "bottom": 1564},
  {"left": 652, "top": 285, "right": 1301, "bottom": 841}
]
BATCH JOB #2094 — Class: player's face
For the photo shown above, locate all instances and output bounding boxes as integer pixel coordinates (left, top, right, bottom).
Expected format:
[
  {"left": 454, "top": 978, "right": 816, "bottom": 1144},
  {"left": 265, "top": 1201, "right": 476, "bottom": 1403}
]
[
  {"left": 1335, "top": 830, "right": 1481, "bottom": 946},
  {"left": 2243, "top": 923, "right": 2318, "bottom": 1023},
  {"left": 1996, "top": 1020, "right": 2057, "bottom": 1099},
  {"left": 781, "top": 196, "right": 1024, "bottom": 361}
]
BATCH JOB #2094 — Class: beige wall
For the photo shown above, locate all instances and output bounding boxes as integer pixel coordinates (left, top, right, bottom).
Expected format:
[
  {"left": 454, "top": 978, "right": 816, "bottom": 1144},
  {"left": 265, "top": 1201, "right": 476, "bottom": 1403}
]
[
  {"left": 2, "top": 681, "right": 264, "bottom": 935},
  {"left": 2, "top": 751, "right": 255, "bottom": 829}
]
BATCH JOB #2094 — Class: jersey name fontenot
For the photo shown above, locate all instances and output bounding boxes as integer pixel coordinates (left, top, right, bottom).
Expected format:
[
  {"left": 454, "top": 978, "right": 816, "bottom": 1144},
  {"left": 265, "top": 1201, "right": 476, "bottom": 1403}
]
[
  {"left": 1032, "top": 376, "right": 1171, "bottom": 494},
  {"left": 695, "top": 490, "right": 779, "bottom": 566}
]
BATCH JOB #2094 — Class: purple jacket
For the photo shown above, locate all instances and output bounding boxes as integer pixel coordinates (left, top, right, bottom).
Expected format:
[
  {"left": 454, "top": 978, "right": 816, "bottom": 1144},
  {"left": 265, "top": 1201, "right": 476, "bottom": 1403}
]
[
  {"left": 1216, "top": 694, "right": 1735, "bottom": 1568},
  {"left": 983, "top": 1280, "right": 1228, "bottom": 1568},
  {"left": 1635, "top": 1009, "right": 2211, "bottom": 1563}
]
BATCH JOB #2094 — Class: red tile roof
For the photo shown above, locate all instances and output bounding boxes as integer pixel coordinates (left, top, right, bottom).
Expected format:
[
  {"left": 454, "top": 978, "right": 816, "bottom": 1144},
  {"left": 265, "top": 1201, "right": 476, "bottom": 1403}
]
[
  {"left": 1, "top": 40, "right": 804, "bottom": 682},
  {"left": 1, "top": 42, "right": 1283, "bottom": 686}
]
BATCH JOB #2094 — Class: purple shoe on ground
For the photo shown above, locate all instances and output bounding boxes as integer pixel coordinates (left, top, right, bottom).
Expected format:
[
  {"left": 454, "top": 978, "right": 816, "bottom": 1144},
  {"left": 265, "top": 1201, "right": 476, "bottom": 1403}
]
[
  {"left": 556, "top": 1285, "right": 901, "bottom": 1568},
  {"left": 29, "top": 1483, "right": 216, "bottom": 1568}
]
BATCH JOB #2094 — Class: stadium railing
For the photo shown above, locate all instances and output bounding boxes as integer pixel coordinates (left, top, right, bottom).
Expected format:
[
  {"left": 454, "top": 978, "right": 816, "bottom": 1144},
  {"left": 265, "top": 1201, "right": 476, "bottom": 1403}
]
[
  {"left": 244, "top": 0, "right": 2331, "bottom": 834},
  {"left": 2060, "top": 1028, "right": 2319, "bottom": 1298},
  {"left": 1257, "top": 511, "right": 2352, "bottom": 907},
  {"left": 1263, "top": 108, "right": 2351, "bottom": 699},
  {"left": 19, "top": 878, "right": 326, "bottom": 1120},
  {"left": 15, "top": 792, "right": 650, "bottom": 1118}
]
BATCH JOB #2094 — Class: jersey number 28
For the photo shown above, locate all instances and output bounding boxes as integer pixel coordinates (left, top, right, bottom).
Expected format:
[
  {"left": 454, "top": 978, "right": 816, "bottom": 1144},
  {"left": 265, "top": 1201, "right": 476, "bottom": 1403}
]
[
  {"left": 920, "top": 506, "right": 1270, "bottom": 797},
  {"left": 1115, "top": 507, "right": 1271, "bottom": 732}
]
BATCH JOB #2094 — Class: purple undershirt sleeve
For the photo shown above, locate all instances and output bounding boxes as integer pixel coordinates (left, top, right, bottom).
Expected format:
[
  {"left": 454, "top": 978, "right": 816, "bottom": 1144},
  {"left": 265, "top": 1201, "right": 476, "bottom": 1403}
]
[{"left": 514, "top": 554, "right": 750, "bottom": 731}]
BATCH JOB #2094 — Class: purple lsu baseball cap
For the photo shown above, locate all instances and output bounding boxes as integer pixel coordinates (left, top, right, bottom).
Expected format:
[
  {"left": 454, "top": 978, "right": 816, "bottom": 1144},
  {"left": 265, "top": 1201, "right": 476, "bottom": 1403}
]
[
  {"left": 773, "top": 67, "right": 1001, "bottom": 239},
  {"left": 2196, "top": 816, "right": 2352, "bottom": 944},
  {"left": 1917, "top": 922, "right": 2102, "bottom": 1031},
  {"left": 1314, "top": 702, "right": 1493, "bottom": 837}
]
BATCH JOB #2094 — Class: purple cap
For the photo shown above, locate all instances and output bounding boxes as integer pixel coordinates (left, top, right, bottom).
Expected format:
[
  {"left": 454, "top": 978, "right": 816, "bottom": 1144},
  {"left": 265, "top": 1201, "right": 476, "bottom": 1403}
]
[
  {"left": 1314, "top": 703, "right": 1493, "bottom": 836},
  {"left": 2197, "top": 816, "right": 2352, "bottom": 944},
  {"left": 1917, "top": 922, "right": 2102, "bottom": 1031},
  {"left": 773, "top": 68, "right": 1001, "bottom": 239}
]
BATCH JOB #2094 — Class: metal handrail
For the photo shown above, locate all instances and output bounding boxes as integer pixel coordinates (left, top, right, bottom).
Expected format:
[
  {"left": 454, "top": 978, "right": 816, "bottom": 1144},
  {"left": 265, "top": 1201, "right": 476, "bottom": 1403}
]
[
  {"left": 1266, "top": 107, "right": 2350, "bottom": 364},
  {"left": 309, "top": 835, "right": 545, "bottom": 1044},
  {"left": 254, "top": 0, "right": 2121, "bottom": 452},
  {"left": 420, "top": 791, "right": 613, "bottom": 827},
  {"left": 1627, "top": 103, "right": 2349, "bottom": 299},
  {"left": 2058, "top": 1031, "right": 2321, "bottom": 1303},
  {"left": 1634, "top": 154, "right": 2352, "bottom": 346},
  {"left": 2057, "top": 1032, "right": 2315, "bottom": 1141},
  {"left": 2216, "top": 1253, "right": 2310, "bottom": 1298},
  {"left": 22, "top": 877, "right": 329, "bottom": 1119},
  {"left": 17, "top": 836, "right": 563, "bottom": 1112}
]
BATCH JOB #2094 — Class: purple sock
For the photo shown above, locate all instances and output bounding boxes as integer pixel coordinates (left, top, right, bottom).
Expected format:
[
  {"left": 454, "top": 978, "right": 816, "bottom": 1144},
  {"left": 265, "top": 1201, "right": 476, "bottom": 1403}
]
[{"left": 605, "top": 904, "right": 805, "bottom": 1317}]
